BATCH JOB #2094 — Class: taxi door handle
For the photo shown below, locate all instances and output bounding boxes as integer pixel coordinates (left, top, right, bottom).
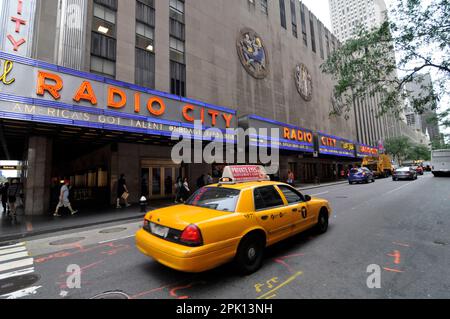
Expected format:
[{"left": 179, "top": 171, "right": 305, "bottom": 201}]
[
  {"left": 292, "top": 208, "right": 298, "bottom": 212},
  {"left": 261, "top": 216, "right": 268, "bottom": 221}
]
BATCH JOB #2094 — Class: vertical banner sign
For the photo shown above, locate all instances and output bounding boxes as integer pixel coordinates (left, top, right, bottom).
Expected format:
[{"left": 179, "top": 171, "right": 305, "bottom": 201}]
[{"left": 1, "top": 0, "right": 37, "bottom": 57}]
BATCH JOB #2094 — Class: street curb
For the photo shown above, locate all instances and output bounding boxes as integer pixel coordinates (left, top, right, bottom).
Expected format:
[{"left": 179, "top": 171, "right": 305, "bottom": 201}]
[
  {"left": 0, "top": 213, "right": 145, "bottom": 244},
  {"left": 297, "top": 181, "right": 348, "bottom": 191}
]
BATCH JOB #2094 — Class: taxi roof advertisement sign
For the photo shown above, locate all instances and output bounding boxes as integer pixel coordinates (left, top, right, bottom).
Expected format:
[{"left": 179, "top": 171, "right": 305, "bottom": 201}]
[
  {"left": 222, "top": 165, "right": 270, "bottom": 182},
  {"left": 318, "top": 133, "right": 356, "bottom": 158}
]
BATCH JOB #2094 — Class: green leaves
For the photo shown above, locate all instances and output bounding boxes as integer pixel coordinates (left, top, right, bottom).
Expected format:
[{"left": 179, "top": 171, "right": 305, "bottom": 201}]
[{"left": 321, "top": 0, "right": 449, "bottom": 127}]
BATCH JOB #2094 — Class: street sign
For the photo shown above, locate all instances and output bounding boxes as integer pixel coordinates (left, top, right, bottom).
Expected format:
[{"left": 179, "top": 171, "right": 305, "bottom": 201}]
[{"left": 0, "top": 165, "right": 21, "bottom": 170}]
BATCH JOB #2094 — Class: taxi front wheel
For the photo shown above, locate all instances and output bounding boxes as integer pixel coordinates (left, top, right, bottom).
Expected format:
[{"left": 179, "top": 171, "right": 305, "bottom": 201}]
[
  {"left": 234, "top": 234, "right": 265, "bottom": 275},
  {"left": 316, "top": 210, "right": 329, "bottom": 234}
]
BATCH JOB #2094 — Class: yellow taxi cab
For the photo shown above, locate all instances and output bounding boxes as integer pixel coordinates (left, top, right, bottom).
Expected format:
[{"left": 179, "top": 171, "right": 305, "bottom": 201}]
[{"left": 136, "top": 166, "right": 332, "bottom": 274}]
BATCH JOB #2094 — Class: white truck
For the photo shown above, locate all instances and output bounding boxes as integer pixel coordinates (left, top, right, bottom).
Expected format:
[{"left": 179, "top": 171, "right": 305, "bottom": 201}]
[{"left": 431, "top": 149, "right": 450, "bottom": 177}]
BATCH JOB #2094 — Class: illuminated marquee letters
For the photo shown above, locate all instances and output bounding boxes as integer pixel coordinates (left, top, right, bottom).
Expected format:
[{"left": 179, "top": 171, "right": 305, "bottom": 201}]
[
  {"left": 0, "top": 60, "right": 15, "bottom": 85},
  {"left": 283, "top": 128, "right": 313, "bottom": 143},
  {"left": 33, "top": 70, "right": 234, "bottom": 128},
  {"left": 7, "top": 0, "right": 28, "bottom": 52}
]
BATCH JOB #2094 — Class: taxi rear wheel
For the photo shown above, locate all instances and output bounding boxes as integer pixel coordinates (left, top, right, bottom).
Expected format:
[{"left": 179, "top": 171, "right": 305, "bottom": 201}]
[{"left": 234, "top": 234, "right": 265, "bottom": 275}]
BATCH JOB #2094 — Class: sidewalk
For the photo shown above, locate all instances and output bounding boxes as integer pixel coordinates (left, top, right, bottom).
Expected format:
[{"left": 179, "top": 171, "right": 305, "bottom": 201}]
[
  {"left": 0, "top": 180, "right": 349, "bottom": 243},
  {"left": 0, "top": 200, "right": 173, "bottom": 243}
]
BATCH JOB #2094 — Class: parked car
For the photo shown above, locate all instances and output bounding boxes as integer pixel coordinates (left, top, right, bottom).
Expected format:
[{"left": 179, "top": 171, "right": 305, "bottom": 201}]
[
  {"left": 392, "top": 167, "right": 418, "bottom": 181},
  {"left": 412, "top": 166, "right": 424, "bottom": 176},
  {"left": 348, "top": 168, "right": 375, "bottom": 184}
]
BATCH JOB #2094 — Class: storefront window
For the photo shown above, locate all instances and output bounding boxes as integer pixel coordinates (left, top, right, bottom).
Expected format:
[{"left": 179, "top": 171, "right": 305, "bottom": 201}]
[{"left": 152, "top": 168, "right": 161, "bottom": 195}]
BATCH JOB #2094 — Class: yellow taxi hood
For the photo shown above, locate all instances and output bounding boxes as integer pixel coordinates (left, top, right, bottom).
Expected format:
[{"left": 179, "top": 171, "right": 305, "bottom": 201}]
[{"left": 145, "top": 205, "right": 232, "bottom": 230}]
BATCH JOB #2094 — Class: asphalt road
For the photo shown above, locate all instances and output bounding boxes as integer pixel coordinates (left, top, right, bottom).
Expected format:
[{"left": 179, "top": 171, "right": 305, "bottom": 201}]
[{"left": 1, "top": 173, "right": 449, "bottom": 299}]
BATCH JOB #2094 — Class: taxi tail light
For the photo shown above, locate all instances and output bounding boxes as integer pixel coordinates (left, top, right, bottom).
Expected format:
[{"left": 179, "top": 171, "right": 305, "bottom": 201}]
[{"left": 180, "top": 224, "right": 203, "bottom": 246}]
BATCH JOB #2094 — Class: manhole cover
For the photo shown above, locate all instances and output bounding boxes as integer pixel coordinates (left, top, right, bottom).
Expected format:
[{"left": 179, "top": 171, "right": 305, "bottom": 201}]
[
  {"left": 90, "top": 291, "right": 130, "bottom": 299},
  {"left": 99, "top": 227, "right": 127, "bottom": 234},
  {"left": 433, "top": 240, "right": 448, "bottom": 246},
  {"left": 336, "top": 196, "right": 348, "bottom": 199},
  {"left": 0, "top": 274, "right": 40, "bottom": 295},
  {"left": 49, "top": 237, "right": 85, "bottom": 246}
]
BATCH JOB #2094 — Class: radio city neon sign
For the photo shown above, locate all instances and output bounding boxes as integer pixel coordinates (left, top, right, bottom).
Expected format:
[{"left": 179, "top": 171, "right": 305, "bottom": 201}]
[
  {"left": 360, "top": 146, "right": 378, "bottom": 155},
  {"left": 7, "top": 0, "right": 27, "bottom": 52},
  {"left": 36, "top": 71, "right": 234, "bottom": 128},
  {"left": 283, "top": 127, "right": 313, "bottom": 143}
]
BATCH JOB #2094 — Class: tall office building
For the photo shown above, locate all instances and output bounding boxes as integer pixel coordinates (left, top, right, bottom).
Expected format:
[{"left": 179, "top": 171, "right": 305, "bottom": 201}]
[
  {"left": 329, "top": 0, "right": 387, "bottom": 43},
  {"left": 405, "top": 73, "right": 441, "bottom": 142},
  {"left": 327, "top": 0, "right": 428, "bottom": 148}
]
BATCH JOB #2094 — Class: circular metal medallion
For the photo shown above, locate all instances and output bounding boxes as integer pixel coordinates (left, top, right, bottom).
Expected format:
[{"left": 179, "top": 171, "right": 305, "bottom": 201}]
[
  {"left": 295, "top": 64, "right": 313, "bottom": 101},
  {"left": 237, "top": 28, "right": 269, "bottom": 79}
]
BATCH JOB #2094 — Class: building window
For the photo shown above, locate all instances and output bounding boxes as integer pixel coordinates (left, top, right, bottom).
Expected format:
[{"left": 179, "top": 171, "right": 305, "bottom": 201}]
[
  {"left": 260, "top": 0, "right": 268, "bottom": 15},
  {"left": 91, "top": 0, "right": 117, "bottom": 77},
  {"left": 300, "top": 3, "right": 307, "bottom": 46},
  {"left": 279, "top": 0, "right": 286, "bottom": 29},
  {"left": 135, "top": 0, "right": 155, "bottom": 88},
  {"left": 309, "top": 13, "right": 316, "bottom": 53},
  {"left": 170, "top": 0, "right": 186, "bottom": 96},
  {"left": 290, "top": 0, "right": 297, "bottom": 38},
  {"left": 170, "top": 61, "right": 186, "bottom": 97}
]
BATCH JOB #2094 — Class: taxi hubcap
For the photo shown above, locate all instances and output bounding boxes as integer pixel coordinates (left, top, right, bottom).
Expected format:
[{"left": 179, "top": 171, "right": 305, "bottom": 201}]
[{"left": 248, "top": 247, "right": 257, "bottom": 260}]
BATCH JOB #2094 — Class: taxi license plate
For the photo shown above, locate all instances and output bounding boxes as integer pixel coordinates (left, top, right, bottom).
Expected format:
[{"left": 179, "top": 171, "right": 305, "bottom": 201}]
[{"left": 150, "top": 223, "right": 169, "bottom": 238}]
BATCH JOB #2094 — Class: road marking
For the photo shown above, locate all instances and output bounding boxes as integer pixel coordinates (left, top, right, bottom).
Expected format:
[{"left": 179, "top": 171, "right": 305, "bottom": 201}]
[
  {"left": 0, "top": 267, "right": 35, "bottom": 280},
  {"left": 0, "top": 258, "right": 34, "bottom": 273},
  {"left": 0, "top": 243, "right": 24, "bottom": 250},
  {"left": 1, "top": 286, "right": 42, "bottom": 299},
  {"left": 393, "top": 242, "right": 410, "bottom": 248},
  {"left": 311, "top": 191, "right": 329, "bottom": 196},
  {"left": 385, "top": 181, "right": 416, "bottom": 195},
  {"left": 257, "top": 271, "right": 303, "bottom": 300},
  {"left": 0, "top": 246, "right": 27, "bottom": 256},
  {"left": 98, "top": 235, "right": 135, "bottom": 244},
  {"left": 0, "top": 251, "right": 29, "bottom": 263}
]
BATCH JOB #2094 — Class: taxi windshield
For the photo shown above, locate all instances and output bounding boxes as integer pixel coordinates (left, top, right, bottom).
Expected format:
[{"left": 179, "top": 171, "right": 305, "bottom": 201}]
[{"left": 185, "top": 187, "right": 241, "bottom": 212}]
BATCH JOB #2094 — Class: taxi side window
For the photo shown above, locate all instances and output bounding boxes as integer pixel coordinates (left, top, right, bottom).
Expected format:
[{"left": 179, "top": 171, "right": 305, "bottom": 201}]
[
  {"left": 254, "top": 186, "right": 284, "bottom": 211},
  {"left": 278, "top": 185, "right": 303, "bottom": 204}
]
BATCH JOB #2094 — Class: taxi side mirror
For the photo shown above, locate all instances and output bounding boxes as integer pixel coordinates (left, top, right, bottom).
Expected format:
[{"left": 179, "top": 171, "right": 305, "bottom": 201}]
[{"left": 304, "top": 195, "right": 312, "bottom": 202}]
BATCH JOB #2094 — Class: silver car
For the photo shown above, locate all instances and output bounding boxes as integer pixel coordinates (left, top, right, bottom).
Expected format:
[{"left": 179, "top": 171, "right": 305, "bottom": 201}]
[{"left": 392, "top": 167, "right": 418, "bottom": 181}]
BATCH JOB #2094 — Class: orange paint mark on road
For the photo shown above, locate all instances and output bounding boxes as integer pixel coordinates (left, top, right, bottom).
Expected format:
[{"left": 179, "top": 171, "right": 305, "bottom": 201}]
[
  {"left": 35, "top": 242, "right": 130, "bottom": 264},
  {"left": 383, "top": 267, "right": 404, "bottom": 273},
  {"left": 130, "top": 283, "right": 174, "bottom": 299},
  {"left": 274, "top": 259, "right": 294, "bottom": 274},
  {"left": 387, "top": 250, "right": 401, "bottom": 265},
  {"left": 170, "top": 283, "right": 194, "bottom": 300}
]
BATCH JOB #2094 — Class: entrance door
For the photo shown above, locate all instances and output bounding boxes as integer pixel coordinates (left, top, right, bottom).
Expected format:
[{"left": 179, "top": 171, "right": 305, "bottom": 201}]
[{"left": 141, "top": 160, "right": 181, "bottom": 199}]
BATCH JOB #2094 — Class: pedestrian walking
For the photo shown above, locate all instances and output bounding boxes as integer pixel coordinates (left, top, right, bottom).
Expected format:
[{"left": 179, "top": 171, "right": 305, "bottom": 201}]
[
  {"left": 7, "top": 179, "right": 22, "bottom": 218},
  {"left": 174, "top": 177, "right": 183, "bottom": 203},
  {"left": 180, "top": 177, "right": 191, "bottom": 202},
  {"left": 54, "top": 180, "right": 78, "bottom": 217},
  {"left": 287, "top": 171, "right": 295, "bottom": 186},
  {"left": 116, "top": 174, "right": 131, "bottom": 209},
  {"left": 1, "top": 182, "right": 9, "bottom": 214}
]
